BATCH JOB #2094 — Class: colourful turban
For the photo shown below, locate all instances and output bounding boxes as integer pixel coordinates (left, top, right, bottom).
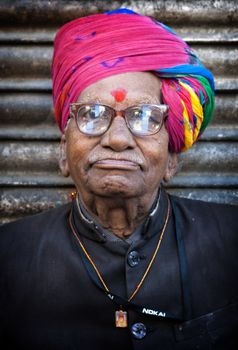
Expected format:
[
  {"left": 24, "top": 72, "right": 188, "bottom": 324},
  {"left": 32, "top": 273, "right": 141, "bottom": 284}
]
[{"left": 52, "top": 8, "right": 215, "bottom": 152}]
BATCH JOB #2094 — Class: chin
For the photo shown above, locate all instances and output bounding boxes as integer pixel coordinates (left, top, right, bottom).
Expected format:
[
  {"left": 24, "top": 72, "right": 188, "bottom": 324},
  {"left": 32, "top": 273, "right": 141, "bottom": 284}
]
[{"left": 87, "top": 175, "right": 145, "bottom": 198}]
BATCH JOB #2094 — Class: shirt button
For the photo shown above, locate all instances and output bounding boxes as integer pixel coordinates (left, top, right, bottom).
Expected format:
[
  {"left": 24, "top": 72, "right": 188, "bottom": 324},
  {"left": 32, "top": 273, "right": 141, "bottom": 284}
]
[
  {"left": 131, "top": 323, "right": 147, "bottom": 339},
  {"left": 127, "top": 251, "right": 140, "bottom": 267}
]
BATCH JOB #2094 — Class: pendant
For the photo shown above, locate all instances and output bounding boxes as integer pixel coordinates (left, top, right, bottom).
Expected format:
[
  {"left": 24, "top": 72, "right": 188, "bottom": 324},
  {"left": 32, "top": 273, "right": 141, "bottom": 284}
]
[{"left": 115, "top": 310, "right": 128, "bottom": 328}]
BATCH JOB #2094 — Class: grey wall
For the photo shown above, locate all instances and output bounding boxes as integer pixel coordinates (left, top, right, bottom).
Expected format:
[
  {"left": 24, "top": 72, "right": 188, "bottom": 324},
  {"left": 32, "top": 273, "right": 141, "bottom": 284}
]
[{"left": 0, "top": 0, "right": 237, "bottom": 224}]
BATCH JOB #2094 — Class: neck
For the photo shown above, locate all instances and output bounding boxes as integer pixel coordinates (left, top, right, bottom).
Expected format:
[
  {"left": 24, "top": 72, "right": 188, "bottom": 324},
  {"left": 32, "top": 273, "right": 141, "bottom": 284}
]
[{"left": 78, "top": 191, "right": 159, "bottom": 238}]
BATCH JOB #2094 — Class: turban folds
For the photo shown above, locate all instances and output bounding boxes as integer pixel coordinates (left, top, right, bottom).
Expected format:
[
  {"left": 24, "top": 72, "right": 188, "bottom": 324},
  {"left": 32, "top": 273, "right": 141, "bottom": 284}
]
[{"left": 52, "top": 8, "right": 215, "bottom": 152}]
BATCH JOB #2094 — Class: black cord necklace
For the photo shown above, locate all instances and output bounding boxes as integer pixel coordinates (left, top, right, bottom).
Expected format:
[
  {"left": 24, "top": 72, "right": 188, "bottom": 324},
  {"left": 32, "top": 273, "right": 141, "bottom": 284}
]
[{"left": 68, "top": 195, "right": 182, "bottom": 328}]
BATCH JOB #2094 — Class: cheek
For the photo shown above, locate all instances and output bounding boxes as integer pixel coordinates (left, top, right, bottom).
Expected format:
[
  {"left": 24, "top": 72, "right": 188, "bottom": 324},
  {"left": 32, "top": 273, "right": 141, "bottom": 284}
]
[
  {"left": 139, "top": 135, "right": 170, "bottom": 182},
  {"left": 141, "top": 130, "right": 169, "bottom": 162},
  {"left": 66, "top": 135, "right": 92, "bottom": 175},
  {"left": 146, "top": 150, "right": 169, "bottom": 177}
]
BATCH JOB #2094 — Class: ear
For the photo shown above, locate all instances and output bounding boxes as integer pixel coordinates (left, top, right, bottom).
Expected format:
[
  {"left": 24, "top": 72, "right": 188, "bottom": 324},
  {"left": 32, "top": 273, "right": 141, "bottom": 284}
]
[
  {"left": 59, "top": 134, "right": 70, "bottom": 177},
  {"left": 163, "top": 153, "right": 178, "bottom": 182}
]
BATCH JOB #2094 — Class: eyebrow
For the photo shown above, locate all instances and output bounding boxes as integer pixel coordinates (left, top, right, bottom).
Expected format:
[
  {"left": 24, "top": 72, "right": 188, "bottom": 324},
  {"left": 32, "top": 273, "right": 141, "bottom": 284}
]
[{"left": 77, "top": 95, "right": 161, "bottom": 105}]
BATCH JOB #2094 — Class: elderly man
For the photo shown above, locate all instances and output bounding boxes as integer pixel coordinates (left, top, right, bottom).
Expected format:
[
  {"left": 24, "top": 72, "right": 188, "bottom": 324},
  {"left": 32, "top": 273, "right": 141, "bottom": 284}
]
[{"left": 0, "top": 8, "right": 237, "bottom": 350}]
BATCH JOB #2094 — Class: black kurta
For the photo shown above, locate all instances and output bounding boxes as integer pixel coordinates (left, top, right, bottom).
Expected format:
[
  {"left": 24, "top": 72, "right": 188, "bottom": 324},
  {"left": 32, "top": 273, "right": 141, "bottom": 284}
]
[{"left": 0, "top": 189, "right": 238, "bottom": 349}]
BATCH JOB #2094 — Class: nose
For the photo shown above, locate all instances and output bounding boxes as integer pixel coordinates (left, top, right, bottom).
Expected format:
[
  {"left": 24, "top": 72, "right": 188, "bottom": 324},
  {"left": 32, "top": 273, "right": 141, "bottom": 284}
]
[{"left": 100, "top": 115, "right": 136, "bottom": 151}]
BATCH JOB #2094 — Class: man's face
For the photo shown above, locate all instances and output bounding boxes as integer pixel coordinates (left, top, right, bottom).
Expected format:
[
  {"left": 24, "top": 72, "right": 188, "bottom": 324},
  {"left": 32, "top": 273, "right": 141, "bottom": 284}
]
[{"left": 60, "top": 72, "right": 177, "bottom": 203}]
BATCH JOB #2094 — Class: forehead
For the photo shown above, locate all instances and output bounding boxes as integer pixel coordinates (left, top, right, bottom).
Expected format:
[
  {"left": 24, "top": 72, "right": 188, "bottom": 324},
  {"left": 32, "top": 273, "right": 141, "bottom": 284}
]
[{"left": 77, "top": 71, "right": 161, "bottom": 104}]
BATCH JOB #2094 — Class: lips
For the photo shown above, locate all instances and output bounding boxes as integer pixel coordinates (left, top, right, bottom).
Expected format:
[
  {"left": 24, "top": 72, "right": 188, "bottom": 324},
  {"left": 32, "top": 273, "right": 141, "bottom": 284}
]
[{"left": 92, "top": 159, "right": 141, "bottom": 170}]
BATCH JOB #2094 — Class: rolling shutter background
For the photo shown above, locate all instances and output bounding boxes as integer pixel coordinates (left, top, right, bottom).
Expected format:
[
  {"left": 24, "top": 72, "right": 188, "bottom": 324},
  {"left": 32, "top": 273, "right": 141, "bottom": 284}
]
[{"left": 0, "top": 0, "right": 237, "bottom": 224}]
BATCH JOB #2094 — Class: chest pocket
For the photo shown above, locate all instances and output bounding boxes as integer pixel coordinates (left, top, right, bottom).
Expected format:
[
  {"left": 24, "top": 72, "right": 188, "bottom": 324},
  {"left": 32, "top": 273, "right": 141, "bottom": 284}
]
[{"left": 174, "top": 303, "right": 238, "bottom": 349}]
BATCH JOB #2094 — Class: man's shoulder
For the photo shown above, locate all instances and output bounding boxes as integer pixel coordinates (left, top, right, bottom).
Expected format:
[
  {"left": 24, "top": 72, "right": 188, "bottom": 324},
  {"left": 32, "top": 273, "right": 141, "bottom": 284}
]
[
  {"left": 169, "top": 194, "right": 238, "bottom": 238},
  {"left": 0, "top": 203, "right": 73, "bottom": 276},
  {"left": 0, "top": 202, "right": 72, "bottom": 239},
  {"left": 170, "top": 193, "right": 238, "bottom": 215}
]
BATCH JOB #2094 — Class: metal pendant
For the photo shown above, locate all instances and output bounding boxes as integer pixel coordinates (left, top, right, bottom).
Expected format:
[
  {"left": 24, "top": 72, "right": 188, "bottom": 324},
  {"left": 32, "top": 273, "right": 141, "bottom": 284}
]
[{"left": 115, "top": 310, "right": 128, "bottom": 328}]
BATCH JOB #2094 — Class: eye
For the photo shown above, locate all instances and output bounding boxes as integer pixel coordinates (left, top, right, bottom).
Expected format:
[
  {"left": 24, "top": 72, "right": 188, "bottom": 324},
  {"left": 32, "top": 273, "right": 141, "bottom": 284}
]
[
  {"left": 76, "top": 104, "right": 112, "bottom": 135},
  {"left": 78, "top": 105, "right": 106, "bottom": 120},
  {"left": 124, "top": 107, "right": 146, "bottom": 132},
  {"left": 147, "top": 108, "right": 163, "bottom": 123},
  {"left": 125, "top": 105, "right": 166, "bottom": 135}
]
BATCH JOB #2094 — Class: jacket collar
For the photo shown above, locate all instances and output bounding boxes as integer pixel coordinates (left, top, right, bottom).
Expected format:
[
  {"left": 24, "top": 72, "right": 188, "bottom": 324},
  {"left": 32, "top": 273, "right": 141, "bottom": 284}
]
[{"left": 71, "top": 186, "right": 169, "bottom": 243}]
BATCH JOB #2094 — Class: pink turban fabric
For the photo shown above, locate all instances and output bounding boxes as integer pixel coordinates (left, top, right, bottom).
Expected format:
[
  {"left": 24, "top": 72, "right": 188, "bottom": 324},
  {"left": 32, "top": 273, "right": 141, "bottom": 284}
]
[{"left": 52, "top": 8, "right": 214, "bottom": 152}]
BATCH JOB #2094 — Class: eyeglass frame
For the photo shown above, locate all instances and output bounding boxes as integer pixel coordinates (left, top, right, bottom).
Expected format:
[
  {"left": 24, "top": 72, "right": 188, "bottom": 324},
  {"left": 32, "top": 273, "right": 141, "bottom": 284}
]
[{"left": 69, "top": 102, "right": 169, "bottom": 137}]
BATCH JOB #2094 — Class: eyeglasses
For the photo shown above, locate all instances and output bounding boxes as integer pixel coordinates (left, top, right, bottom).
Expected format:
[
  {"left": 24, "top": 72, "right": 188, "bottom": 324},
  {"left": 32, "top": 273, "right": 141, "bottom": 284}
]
[{"left": 69, "top": 103, "right": 169, "bottom": 137}]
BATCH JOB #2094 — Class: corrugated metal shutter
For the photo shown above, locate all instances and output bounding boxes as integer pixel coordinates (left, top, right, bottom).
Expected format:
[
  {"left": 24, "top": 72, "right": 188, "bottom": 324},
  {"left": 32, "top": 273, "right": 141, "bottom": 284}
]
[{"left": 0, "top": 0, "right": 237, "bottom": 224}]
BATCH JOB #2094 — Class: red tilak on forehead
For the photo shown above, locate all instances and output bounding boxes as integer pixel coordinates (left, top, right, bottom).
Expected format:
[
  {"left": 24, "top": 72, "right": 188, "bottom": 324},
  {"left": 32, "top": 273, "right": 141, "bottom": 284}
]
[{"left": 110, "top": 88, "right": 127, "bottom": 102}]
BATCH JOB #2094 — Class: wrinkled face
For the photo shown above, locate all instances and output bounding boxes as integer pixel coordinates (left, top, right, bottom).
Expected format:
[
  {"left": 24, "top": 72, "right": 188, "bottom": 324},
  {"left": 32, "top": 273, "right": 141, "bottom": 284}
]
[{"left": 59, "top": 72, "right": 177, "bottom": 202}]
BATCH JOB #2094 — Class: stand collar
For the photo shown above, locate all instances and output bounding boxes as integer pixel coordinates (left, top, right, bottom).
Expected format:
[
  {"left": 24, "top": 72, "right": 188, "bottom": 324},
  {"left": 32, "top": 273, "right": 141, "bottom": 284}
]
[{"left": 71, "top": 186, "right": 169, "bottom": 243}]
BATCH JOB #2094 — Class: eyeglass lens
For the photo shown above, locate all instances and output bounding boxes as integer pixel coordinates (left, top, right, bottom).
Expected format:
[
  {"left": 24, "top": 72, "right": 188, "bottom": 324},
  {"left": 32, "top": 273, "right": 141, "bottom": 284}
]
[{"left": 72, "top": 104, "right": 167, "bottom": 136}]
